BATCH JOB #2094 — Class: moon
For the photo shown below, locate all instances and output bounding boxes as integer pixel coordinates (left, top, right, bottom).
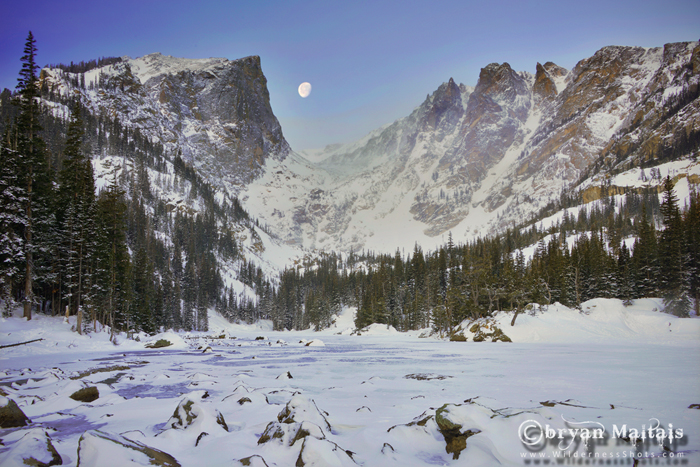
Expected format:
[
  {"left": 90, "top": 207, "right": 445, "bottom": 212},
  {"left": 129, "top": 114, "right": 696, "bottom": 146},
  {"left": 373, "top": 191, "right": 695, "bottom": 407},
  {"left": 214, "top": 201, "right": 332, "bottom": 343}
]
[{"left": 298, "top": 82, "right": 312, "bottom": 98}]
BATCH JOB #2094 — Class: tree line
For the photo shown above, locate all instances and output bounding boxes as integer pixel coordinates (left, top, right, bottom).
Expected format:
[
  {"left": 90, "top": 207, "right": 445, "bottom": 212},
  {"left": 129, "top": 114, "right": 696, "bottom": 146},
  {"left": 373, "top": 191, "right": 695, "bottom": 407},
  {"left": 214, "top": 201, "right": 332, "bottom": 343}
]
[{"left": 265, "top": 180, "right": 699, "bottom": 333}]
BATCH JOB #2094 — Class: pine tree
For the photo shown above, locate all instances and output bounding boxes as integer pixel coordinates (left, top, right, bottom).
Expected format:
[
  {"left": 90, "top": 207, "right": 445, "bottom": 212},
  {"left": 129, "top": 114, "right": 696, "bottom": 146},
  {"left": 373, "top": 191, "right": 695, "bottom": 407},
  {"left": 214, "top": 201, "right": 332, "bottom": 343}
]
[
  {"left": 15, "top": 31, "right": 52, "bottom": 320},
  {"left": 659, "top": 177, "right": 690, "bottom": 316},
  {"left": 685, "top": 190, "right": 700, "bottom": 316},
  {"left": 0, "top": 128, "right": 26, "bottom": 315},
  {"left": 96, "top": 171, "right": 130, "bottom": 337},
  {"left": 132, "top": 246, "right": 155, "bottom": 333},
  {"left": 632, "top": 205, "right": 658, "bottom": 298},
  {"left": 58, "top": 102, "right": 97, "bottom": 333}
]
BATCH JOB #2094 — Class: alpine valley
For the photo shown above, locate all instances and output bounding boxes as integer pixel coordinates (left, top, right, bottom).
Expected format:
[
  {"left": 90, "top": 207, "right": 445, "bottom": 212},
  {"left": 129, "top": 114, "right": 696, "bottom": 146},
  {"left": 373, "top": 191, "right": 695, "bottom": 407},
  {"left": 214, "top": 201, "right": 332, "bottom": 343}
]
[
  {"left": 31, "top": 41, "right": 700, "bottom": 255},
  {"left": 1, "top": 39, "right": 699, "bottom": 327}
]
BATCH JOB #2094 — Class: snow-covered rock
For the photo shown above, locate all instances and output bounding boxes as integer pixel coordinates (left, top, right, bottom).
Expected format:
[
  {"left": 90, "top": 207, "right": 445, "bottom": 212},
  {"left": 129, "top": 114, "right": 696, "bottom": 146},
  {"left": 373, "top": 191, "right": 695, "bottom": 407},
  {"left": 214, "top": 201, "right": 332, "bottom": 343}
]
[
  {"left": 76, "top": 430, "right": 180, "bottom": 467},
  {"left": 0, "top": 428, "right": 61, "bottom": 467},
  {"left": 0, "top": 396, "right": 30, "bottom": 428}
]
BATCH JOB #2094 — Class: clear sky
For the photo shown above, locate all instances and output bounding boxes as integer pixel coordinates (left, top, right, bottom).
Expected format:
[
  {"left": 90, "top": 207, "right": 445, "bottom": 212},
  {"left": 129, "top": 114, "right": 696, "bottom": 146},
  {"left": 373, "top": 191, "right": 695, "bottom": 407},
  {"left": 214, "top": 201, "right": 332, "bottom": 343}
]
[{"left": 1, "top": 0, "right": 698, "bottom": 151}]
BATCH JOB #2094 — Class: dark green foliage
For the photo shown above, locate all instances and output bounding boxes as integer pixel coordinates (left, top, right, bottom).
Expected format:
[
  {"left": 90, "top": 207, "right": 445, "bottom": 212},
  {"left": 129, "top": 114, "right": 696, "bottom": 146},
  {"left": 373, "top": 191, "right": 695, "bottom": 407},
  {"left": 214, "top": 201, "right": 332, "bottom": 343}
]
[
  {"left": 13, "top": 31, "right": 55, "bottom": 320},
  {"left": 267, "top": 182, "right": 699, "bottom": 332},
  {"left": 659, "top": 177, "right": 691, "bottom": 316}
]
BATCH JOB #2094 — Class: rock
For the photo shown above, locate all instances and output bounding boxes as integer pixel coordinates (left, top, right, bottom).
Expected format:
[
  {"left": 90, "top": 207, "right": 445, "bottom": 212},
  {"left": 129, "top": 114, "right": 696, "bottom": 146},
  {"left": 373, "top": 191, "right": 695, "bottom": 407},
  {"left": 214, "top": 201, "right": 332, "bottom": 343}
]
[
  {"left": 195, "top": 431, "right": 208, "bottom": 447},
  {"left": 257, "top": 420, "right": 326, "bottom": 447},
  {"left": 165, "top": 397, "right": 228, "bottom": 433},
  {"left": 235, "top": 455, "right": 270, "bottom": 467},
  {"left": 237, "top": 397, "right": 252, "bottom": 405},
  {"left": 276, "top": 371, "right": 293, "bottom": 380},
  {"left": 295, "top": 437, "right": 357, "bottom": 467},
  {"left": 202, "top": 346, "right": 213, "bottom": 353},
  {"left": 70, "top": 386, "right": 99, "bottom": 403},
  {"left": 449, "top": 333, "right": 467, "bottom": 342},
  {"left": 404, "top": 373, "right": 451, "bottom": 381},
  {"left": 533, "top": 62, "right": 558, "bottom": 101},
  {"left": 259, "top": 395, "right": 334, "bottom": 447},
  {"left": 0, "top": 397, "right": 30, "bottom": 428},
  {"left": 277, "top": 394, "right": 331, "bottom": 432},
  {"left": 468, "top": 320, "right": 512, "bottom": 342},
  {"left": 305, "top": 339, "right": 325, "bottom": 347},
  {"left": 688, "top": 404, "right": 700, "bottom": 409},
  {"left": 387, "top": 414, "right": 433, "bottom": 432},
  {"left": 77, "top": 430, "right": 180, "bottom": 466},
  {"left": 435, "top": 404, "right": 482, "bottom": 460},
  {"left": 145, "top": 339, "right": 172, "bottom": 348},
  {"left": 0, "top": 428, "right": 61, "bottom": 467}
]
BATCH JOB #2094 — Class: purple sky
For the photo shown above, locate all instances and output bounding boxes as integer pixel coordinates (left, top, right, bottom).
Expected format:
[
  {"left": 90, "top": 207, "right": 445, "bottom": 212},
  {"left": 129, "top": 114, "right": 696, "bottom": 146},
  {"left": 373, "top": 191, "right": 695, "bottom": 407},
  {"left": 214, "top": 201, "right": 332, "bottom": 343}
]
[{"left": 1, "top": 0, "right": 698, "bottom": 151}]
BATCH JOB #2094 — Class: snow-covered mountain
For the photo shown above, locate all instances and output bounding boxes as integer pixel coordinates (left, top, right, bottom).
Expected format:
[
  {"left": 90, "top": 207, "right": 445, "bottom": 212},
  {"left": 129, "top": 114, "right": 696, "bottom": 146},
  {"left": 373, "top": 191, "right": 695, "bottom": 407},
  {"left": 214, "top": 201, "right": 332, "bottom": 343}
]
[
  {"left": 41, "top": 53, "right": 290, "bottom": 189},
  {"left": 36, "top": 53, "right": 303, "bottom": 297},
  {"left": 40, "top": 42, "right": 699, "bottom": 259},
  {"left": 244, "top": 41, "right": 699, "bottom": 254}
]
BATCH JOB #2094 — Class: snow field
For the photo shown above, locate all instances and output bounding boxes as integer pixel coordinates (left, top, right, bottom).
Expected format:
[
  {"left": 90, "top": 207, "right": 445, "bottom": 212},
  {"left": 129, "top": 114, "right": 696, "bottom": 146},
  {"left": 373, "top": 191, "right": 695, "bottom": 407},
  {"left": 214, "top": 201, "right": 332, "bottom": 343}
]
[{"left": 1, "top": 300, "right": 699, "bottom": 466}]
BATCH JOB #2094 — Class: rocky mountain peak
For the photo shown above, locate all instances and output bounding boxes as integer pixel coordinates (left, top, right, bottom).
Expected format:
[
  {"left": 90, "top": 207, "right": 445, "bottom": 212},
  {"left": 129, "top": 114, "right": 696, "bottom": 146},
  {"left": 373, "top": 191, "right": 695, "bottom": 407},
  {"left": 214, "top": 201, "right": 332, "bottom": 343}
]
[
  {"left": 542, "top": 62, "right": 567, "bottom": 78},
  {"left": 533, "top": 62, "right": 557, "bottom": 102},
  {"left": 423, "top": 77, "right": 465, "bottom": 131},
  {"left": 45, "top": 53, "right": 290, "bottom": 190},
  {"left": 474, "top": 62, "right": 529, "bottom": 104}
]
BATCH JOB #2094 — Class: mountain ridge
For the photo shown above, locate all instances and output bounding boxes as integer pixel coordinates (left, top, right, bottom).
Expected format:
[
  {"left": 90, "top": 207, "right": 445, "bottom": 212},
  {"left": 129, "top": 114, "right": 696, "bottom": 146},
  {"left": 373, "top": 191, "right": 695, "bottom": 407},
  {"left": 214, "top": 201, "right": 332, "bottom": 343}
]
[{"left": 246, "top": 40, "right": 699, "bottom": 254}]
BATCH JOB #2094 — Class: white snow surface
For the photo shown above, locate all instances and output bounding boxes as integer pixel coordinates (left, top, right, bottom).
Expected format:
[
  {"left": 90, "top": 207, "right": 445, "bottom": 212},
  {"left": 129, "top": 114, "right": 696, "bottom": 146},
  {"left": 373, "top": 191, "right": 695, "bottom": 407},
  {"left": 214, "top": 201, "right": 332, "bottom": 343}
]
[{"left": 1, "top": 301, "right": 698, "bottom": 466}]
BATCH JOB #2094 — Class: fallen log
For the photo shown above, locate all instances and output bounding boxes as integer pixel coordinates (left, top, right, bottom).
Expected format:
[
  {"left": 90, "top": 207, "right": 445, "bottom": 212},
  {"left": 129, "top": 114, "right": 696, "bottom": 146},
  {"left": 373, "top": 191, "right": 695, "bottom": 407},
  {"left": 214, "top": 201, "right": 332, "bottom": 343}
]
[{"left": 0, "top": 338, "right": 44, "bottom": 349}]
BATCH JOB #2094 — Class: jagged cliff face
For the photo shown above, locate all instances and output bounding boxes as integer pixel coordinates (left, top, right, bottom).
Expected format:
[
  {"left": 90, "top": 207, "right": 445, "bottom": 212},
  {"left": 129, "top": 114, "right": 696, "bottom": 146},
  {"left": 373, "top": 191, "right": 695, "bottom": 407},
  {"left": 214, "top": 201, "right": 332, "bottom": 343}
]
[
  {"left": 42, "top": 53, "right": 290, "bottom": 188},
  {"left": 243, "top": 41, "right": 699, "bottom": 253},
  {"left": 40, "top": 46, "right": 698, "bottom": 255}
]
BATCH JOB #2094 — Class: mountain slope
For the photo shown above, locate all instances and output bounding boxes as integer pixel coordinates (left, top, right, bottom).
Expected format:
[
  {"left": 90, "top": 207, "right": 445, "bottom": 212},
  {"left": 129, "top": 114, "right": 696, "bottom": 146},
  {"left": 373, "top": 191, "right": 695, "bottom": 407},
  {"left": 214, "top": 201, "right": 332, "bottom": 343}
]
[
  {"left": 42, "top": 53, "right": 290, "bottom": 189},
  {"left": 245, "top": 41, "right": 699, "bottom": 254}
]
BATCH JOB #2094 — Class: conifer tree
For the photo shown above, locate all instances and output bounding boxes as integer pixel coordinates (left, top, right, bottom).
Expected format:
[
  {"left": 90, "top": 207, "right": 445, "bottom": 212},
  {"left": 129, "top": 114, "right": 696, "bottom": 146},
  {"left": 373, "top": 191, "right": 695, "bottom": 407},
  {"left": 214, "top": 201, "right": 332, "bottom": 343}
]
[
  {"left": 59, "top": 102, "right": 97, "bottom": 333},
  {"left": 14, "top": 31, "right": 53, "bottom": 320},
  {"left": 632, "top": 205, "right": 658, "bottom": 298},
  {"left": 659, "top": 177, "right": 690, "bottom": 316},
  {"left": 685, "top": 190, "right": 700, "bottom": 315},
  {"left": 0, "top": 128, "right": 26, "bottom": 315},
  {"left": 96, "top": 171, "right": 130, "bottom": 337}
]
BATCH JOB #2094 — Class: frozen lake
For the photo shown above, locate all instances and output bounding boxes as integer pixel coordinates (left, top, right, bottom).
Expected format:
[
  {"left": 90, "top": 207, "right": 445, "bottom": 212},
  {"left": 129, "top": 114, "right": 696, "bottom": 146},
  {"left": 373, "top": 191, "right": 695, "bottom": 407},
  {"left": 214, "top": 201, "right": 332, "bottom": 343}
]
[{"left": 2, "top": 330, "right": 699, "bottom": 466}]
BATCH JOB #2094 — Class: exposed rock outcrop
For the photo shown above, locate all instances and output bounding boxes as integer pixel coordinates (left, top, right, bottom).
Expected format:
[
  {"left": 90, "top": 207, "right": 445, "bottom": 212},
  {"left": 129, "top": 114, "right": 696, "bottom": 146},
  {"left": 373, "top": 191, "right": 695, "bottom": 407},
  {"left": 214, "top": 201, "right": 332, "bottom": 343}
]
[{"left": 0, "top": 397, "right": 30, "bottom": 428}]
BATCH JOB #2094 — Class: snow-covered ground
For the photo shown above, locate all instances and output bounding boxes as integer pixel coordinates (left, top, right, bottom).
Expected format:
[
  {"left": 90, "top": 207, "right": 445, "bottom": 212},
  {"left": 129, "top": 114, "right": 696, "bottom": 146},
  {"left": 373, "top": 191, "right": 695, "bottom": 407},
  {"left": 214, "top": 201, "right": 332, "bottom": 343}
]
[{"left": 1, "top": 300, "right": 699, "bottom": 466}]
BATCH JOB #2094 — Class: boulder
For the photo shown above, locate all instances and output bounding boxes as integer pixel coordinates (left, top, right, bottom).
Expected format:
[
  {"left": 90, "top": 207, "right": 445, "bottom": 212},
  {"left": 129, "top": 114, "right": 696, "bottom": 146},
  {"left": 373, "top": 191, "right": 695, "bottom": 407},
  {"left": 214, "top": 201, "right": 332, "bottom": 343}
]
[
  {"left": 295, "top": 437, "right": 357, "bottom": 467},
  {"left": 277, "top": 394, "right": 331, "bottom": 431},
  {"left": 0, "top": 396, "right": 30, "bottom": 428},
  {"left": 145, "top": 339, "right": 172, "bottom": 349},
  {"left": 257, "top": 420, "right": 325, "bottom": 446},
  {"left": 469, "top": 321, "right": 512, "bottom": 342},
  {"left": 0, "top": 428, "right": 61, "bottom": 467},
  {"left": 435, "top": 404, "right": 482, "bottom": 460},
  {"left": 70, "top": 386, "right": 99, "bottom": 403},
  {"left": 77, "top": 430, "right": 180, "bottom": 466},
  {"left": 166, "top": 397, "right": 228, "bottom": 432}
]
